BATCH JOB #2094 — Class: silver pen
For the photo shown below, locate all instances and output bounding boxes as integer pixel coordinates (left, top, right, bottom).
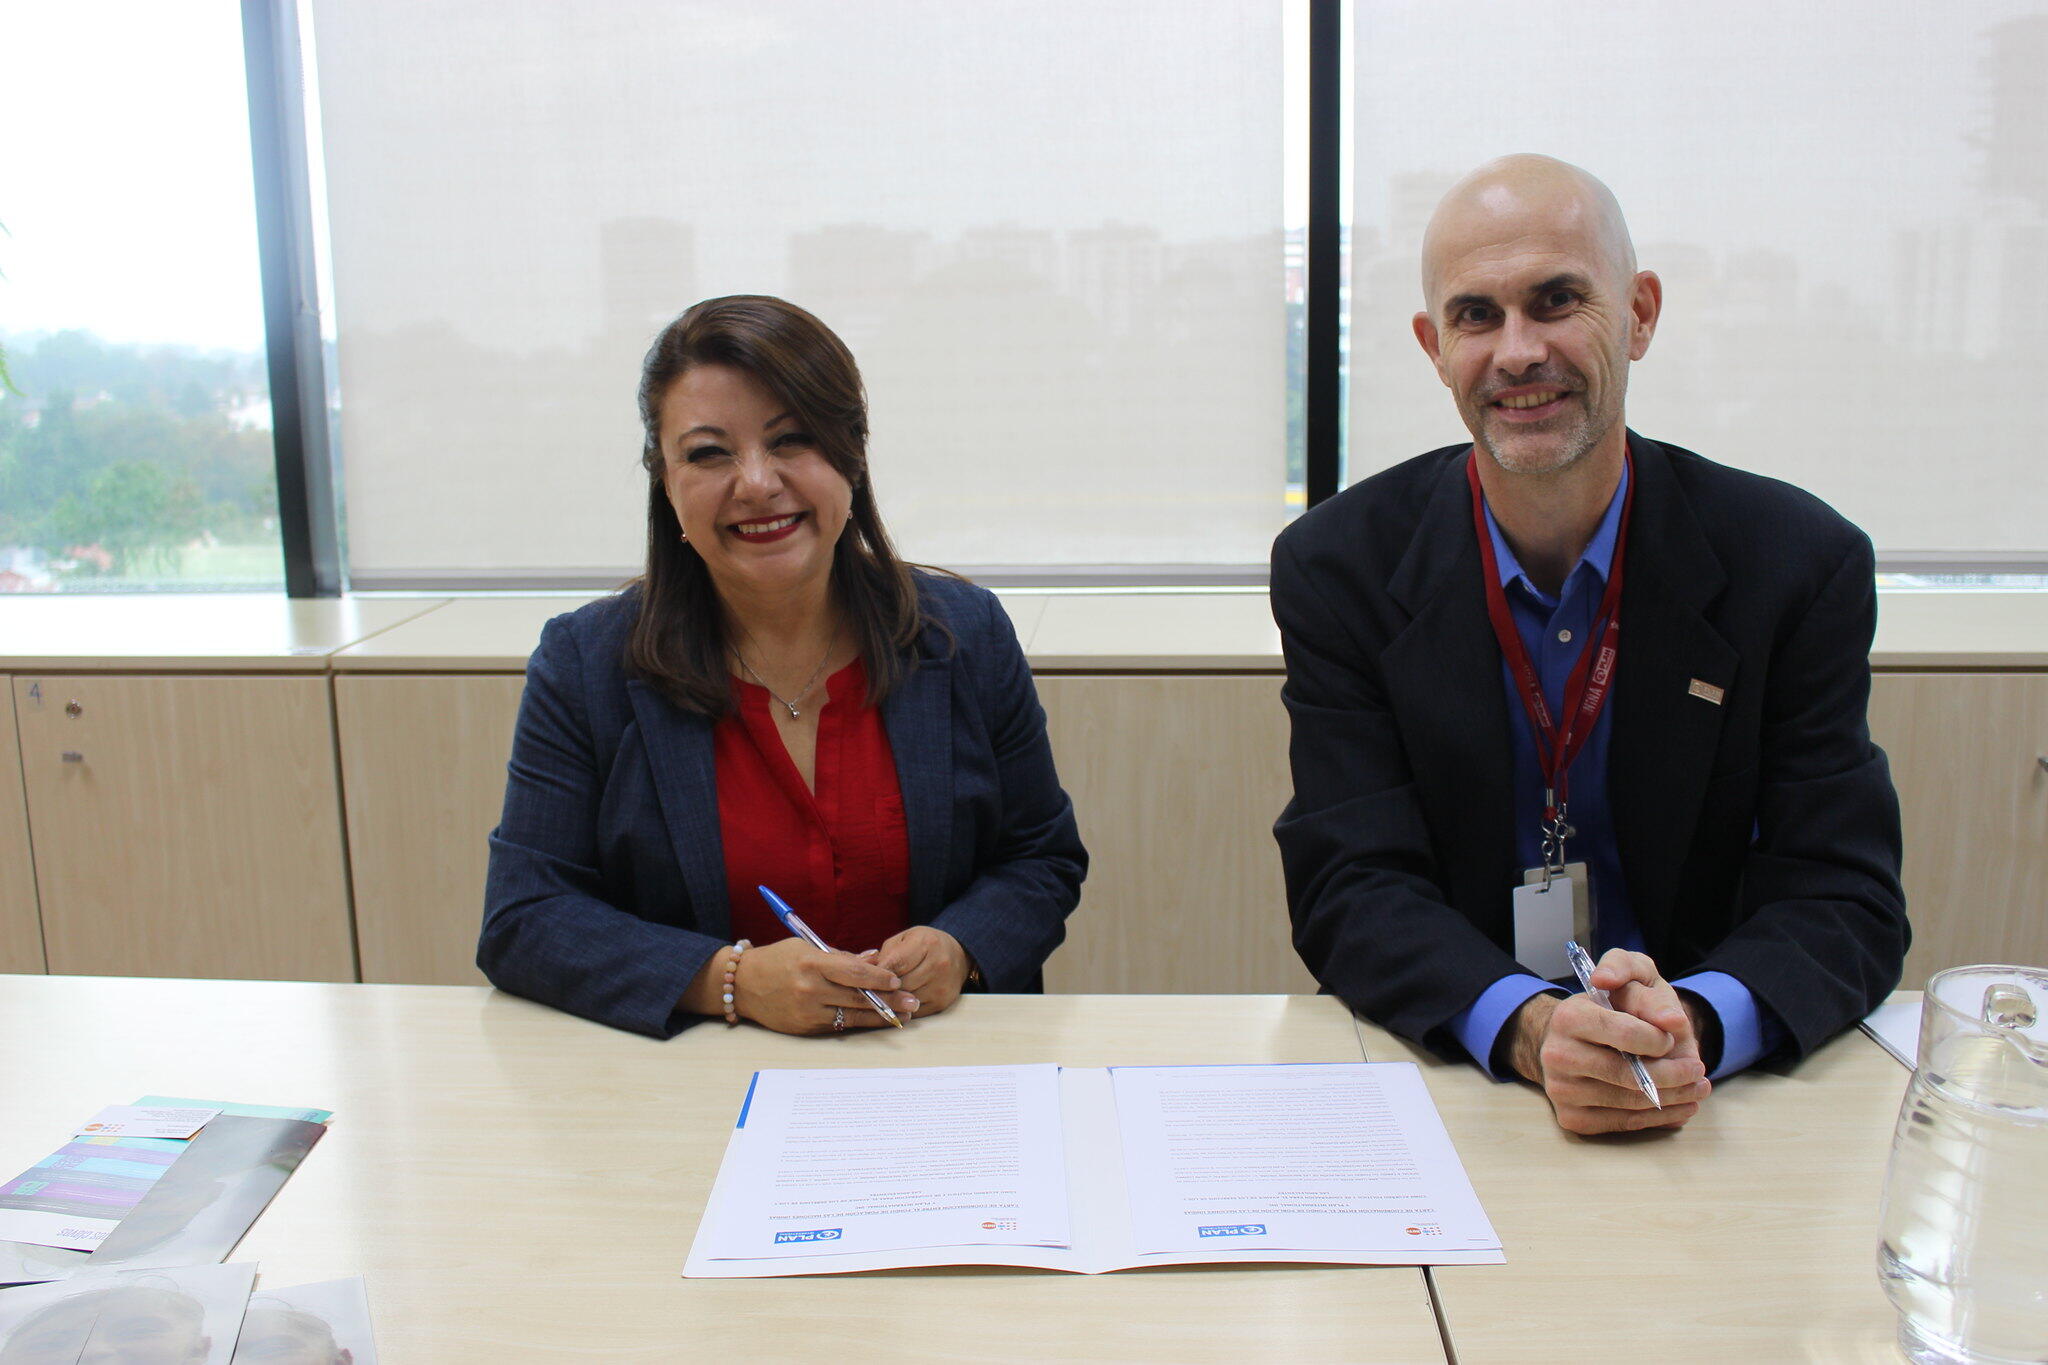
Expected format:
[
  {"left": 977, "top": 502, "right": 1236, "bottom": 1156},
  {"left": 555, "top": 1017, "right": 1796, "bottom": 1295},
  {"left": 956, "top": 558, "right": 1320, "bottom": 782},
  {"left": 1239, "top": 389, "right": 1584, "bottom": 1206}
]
[
  {"left": 757, "top": 885, "right": 903, "bottom": 1028},
  {"left": 1564, "top": 939, "right": 1660, "bottom": 1109}
]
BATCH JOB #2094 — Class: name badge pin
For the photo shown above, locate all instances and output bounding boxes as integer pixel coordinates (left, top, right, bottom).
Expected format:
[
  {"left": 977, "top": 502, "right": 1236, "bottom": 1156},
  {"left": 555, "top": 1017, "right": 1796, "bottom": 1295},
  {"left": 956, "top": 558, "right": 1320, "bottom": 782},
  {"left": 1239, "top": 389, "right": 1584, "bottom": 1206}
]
[{"left": 1687, "top": 679, "right": 1725, "bottom": 706}]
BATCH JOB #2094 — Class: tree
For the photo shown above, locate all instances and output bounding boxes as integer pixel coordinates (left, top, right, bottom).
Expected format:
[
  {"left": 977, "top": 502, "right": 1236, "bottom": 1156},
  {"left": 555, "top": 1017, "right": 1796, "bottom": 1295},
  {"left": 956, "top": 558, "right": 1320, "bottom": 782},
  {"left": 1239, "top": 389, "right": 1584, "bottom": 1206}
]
[
  {"left": 0, "top": 331, "right": 278, "bottom": 583},
  {"left": 39, "top": 461, "right": 206, "bottom": 575}
]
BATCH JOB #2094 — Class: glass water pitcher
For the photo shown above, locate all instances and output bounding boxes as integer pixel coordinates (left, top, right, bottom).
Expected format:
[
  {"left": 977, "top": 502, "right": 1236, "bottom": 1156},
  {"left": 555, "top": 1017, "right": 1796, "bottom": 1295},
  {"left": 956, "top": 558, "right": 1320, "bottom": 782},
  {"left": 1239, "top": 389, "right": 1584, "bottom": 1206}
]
[{"left": 1877, "top": 964, "right": 2048, "bottom": 1365}]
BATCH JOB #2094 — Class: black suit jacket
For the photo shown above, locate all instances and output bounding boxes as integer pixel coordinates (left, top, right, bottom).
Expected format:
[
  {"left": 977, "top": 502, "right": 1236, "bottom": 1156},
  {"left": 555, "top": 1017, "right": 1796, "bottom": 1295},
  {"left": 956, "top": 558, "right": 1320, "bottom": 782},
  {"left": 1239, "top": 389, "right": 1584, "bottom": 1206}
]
[
  {"left": 1270, "top": 433, "right": 1907, "bottom": 1065},
  {"left": 480, "top": 574, "right": 1086, "bottom": 1037}
]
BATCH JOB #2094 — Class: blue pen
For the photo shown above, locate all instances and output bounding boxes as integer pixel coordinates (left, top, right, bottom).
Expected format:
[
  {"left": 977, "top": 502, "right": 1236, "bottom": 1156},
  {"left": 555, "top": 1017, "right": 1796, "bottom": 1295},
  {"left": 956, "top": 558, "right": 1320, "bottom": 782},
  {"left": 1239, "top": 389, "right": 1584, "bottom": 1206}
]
[{"left": 757, "top": 885, "right": 903, "bottom": 1028}]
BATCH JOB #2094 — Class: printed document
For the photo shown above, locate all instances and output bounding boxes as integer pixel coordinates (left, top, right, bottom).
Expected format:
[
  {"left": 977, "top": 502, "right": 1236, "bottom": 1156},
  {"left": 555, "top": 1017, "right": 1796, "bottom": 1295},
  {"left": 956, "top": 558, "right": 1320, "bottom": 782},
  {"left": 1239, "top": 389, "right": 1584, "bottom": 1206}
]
[
  {"left": 1114, "top": 1064, "right": 1498, "bottom": 1256},
  {"left": 695, "top": 1064, "right": 1068, "bottom": 1259},
  {"left": 685, "top": 1061, "right": 1499, "bottom": 1277}
]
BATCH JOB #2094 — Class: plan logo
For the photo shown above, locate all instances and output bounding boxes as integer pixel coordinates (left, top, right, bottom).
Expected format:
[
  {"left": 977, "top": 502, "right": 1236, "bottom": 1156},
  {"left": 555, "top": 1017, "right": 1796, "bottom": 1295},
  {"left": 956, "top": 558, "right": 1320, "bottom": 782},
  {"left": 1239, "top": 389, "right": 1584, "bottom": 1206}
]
[
  {"left": 1404, "top": 1223, "right": 1442, "bottom": 1237},
  {"left": 979, "top": 1219, "right": 1020, "bottom": 1232},
  {"left": 773, "top": 1228, "right": 843, "bottom": 1244},
  {"left": 1197, "top": 1224, "right": 1267, "bottom": 1238}
]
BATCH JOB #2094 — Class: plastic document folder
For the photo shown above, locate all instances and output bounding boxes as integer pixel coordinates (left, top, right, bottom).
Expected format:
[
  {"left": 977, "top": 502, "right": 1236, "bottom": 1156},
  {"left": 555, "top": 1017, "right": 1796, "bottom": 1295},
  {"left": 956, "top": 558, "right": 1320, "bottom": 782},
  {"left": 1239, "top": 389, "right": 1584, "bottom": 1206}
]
[{"left": 685, "top": 1061, "right": 1502, "bottom": 1277}]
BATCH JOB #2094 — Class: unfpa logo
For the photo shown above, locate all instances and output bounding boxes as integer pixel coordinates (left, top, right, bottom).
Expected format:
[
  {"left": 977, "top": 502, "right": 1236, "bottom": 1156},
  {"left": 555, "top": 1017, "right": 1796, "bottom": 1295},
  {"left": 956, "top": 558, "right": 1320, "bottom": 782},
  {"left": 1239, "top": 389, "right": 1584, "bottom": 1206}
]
[
  {"left": 1197, "top": 1224, "right": 1267, "bottom": 1238},
  {"left": 774, "top": 1228, "right": 843, "bottom": 1244}
]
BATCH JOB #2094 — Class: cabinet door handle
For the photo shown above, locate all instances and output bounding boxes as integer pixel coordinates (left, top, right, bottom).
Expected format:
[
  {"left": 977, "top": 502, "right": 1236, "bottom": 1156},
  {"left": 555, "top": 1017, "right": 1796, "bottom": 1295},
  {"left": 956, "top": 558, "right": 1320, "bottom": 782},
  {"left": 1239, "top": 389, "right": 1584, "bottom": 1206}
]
[
  {"left": 2039, "top": 755, "right": 2048, "bottom": 774},
  {"left": 61, "top": 751, "right": 84, "bottom": 763}
]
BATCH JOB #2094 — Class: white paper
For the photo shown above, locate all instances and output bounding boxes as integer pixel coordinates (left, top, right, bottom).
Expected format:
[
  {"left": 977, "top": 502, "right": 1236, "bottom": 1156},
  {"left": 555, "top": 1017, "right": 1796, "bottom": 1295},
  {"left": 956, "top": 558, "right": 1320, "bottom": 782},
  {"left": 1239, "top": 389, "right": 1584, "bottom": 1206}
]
[
  {"left": 0, "top": 1239, "right": 89, "bottom": 1287},
  {"left": 1112, "top": 1063, "right": 1500, "bottom": 1257},
  {"left": 691, "top": 1064, "right": 1069, "bottom": 1263},
  {"left": 1861, "top": 999, "right": 1922, "bottom": 1068},
  {"left": 235, "top": 1276, "right": 379, "bottom": 1364},
  {"left": 0, "top": 1211, "right": 109, "bottom": 1255},
  {"left": 0, "top": 1262, "right": 254, "bottom": 1364},
  {"left": 1512, "top": 879, "right": 1574, "bottom": 980},
  {"left": 685, "top": 1061, "right": 1503, "bottom": 1277},
  {"left": 76, "top": 1105, "right": 221, "bottom": 1139}
]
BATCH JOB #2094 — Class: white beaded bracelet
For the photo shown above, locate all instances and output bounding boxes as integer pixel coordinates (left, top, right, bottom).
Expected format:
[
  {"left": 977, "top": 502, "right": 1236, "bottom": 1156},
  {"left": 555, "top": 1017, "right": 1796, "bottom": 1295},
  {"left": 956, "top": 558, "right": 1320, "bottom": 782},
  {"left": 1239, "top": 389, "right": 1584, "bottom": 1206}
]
[{"left": 721, "top": 940, "right": 751, "bottom": 1025}]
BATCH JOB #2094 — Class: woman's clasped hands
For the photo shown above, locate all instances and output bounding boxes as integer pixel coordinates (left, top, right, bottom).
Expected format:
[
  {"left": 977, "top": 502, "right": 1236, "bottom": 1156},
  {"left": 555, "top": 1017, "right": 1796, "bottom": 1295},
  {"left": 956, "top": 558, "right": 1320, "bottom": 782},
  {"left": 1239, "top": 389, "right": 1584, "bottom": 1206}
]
[{"left": 704, "top": 927, "right": 973, "bottom": 1036}]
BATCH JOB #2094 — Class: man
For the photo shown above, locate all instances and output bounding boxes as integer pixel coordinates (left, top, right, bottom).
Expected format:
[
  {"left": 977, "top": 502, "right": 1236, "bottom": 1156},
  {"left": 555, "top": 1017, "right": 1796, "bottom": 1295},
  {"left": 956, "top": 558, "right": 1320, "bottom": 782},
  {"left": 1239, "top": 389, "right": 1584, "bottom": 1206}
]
[{"left": 1271, "top": 154, "right": 1906, "bottom": 1135}]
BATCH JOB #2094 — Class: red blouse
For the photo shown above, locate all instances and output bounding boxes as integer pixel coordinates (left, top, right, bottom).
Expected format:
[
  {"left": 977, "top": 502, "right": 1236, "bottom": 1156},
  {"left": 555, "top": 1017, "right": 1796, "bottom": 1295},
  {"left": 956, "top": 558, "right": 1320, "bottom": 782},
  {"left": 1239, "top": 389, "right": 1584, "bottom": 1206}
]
[{"left": 716, "top": 658, "right": 912, "bottom": 953}]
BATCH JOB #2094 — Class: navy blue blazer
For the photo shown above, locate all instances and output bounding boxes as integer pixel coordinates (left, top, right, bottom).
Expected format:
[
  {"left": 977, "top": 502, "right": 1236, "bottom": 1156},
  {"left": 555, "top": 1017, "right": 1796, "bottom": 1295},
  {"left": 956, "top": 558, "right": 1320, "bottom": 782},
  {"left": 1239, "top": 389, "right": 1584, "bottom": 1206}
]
[
  {"left": 480, "top": 574, "right": 1087, "bottom": 1037},
  {"left": 1272, "top": 434, "right": 1907, "bottom": 1065}
]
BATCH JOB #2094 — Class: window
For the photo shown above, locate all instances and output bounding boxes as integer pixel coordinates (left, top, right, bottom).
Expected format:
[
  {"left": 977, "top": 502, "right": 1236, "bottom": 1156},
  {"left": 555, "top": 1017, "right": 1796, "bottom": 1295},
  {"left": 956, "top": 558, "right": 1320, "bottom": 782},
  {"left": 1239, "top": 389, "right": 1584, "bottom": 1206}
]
[
  {"left": 9, "top": 3, "right": 2040, "bottom": 593},
  {"left": 1348, "top": 0, "right": 2048, "bottom": 567},
  {"left": 0, "top": 1, "right": 283, "bottom": 592},
  {"left": 307, "top": 0, "right": 1291, "bottom": 587}
]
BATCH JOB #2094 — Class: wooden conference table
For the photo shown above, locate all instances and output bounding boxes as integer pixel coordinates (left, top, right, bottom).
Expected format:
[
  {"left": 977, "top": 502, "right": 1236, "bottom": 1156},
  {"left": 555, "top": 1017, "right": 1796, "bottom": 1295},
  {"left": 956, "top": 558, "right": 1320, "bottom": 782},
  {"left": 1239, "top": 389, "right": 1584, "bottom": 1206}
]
[
  {"left": 0, "top": 977, "right": 1911, "bottom": 1363},
  {"left": 1357, "top": 1013, "right": 1912, "bottom": 1364}
]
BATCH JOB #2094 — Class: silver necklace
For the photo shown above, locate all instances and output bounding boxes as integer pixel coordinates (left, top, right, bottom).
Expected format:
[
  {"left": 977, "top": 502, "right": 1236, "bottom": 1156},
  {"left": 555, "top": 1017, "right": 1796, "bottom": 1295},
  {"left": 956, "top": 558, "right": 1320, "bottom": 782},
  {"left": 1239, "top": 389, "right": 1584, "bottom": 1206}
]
[{"left": 733, "top": 643, "right": 835, "bottom": 719}]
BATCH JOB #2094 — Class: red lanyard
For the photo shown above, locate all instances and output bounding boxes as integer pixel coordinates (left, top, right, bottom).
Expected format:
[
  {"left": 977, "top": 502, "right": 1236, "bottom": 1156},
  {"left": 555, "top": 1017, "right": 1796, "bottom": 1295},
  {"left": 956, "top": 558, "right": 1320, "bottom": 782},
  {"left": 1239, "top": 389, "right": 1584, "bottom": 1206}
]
[{"left": 1465, "top": 449, "right": 1634, "bottom": 830}]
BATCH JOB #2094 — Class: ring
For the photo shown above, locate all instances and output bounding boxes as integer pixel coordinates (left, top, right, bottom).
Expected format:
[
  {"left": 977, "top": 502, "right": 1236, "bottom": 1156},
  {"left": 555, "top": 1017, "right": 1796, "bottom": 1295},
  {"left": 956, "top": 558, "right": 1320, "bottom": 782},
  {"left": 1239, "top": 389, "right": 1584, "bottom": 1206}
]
[{"left": 832, "top": 1007, "right": 846, "bottom": 1033}]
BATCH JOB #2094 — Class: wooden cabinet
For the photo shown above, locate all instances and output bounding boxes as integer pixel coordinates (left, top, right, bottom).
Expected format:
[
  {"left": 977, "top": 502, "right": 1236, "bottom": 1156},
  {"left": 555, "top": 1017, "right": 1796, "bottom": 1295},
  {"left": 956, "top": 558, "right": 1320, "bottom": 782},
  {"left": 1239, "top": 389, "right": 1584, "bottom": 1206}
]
[
  {"left": 3, "top": 593, "right": 2043, "bottom": 1000},
  {"left": 0, "top": 677, "right": 46, "bottom": 973},
  {"left": 336, "top": 675, "right": 526, "bottom": 985},
  {"left": 12, "top": 675, "right": 355, "bottom": 981},
  {"left": 1031, "top": 668, "right": 2048, "bottom": 997},
  {"left": 318, "top": 666, "right": 2048, "bottom": 997},
  {"left": 1869, "top": 671, "right": 2048, "bottom": 986},
  {"left": 325, "top": 670, "right": 1321, "bottom": 995},
  {"left": 1036, "top": 675, "right": 1316, "bottom": 994}
]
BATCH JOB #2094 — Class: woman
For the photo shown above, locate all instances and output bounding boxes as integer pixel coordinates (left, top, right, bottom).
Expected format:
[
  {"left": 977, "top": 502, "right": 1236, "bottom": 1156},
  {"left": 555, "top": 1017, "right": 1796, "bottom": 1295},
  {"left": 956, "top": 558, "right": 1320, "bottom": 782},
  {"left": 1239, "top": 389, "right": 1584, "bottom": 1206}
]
[{"left": 480, "top": 295, "right": 1086, "bottom": 1036}]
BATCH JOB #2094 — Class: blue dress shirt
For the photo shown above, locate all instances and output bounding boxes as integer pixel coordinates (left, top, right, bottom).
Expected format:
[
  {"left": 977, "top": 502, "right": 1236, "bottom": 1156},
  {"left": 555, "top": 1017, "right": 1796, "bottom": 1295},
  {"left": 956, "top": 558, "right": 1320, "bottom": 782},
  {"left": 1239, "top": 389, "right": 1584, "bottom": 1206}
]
[{"left": 1448, "top": 462, "right": 1784, "bottom": 1081}]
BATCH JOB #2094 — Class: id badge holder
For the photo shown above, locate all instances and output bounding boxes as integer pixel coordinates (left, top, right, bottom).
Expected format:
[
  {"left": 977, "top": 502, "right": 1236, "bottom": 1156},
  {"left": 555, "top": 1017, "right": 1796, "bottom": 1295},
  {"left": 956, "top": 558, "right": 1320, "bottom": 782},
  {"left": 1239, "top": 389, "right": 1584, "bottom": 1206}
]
[
  {"left": 1512, "top": 859, "right": 1590, "bottom": 982},
  {"left": 1511, "top": 876, "right": 1574, "bottom": 981},
  {"left": 1521, "top": 860, "right": 1592, "bottom": 945}
]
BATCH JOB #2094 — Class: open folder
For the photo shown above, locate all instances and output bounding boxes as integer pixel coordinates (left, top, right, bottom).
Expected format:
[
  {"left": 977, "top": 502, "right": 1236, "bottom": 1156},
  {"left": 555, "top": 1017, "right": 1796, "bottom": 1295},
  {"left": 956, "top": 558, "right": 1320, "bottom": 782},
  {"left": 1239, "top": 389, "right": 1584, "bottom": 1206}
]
[{"left": 685, "top": 1061, "right": 1501, "bottom": 1277}]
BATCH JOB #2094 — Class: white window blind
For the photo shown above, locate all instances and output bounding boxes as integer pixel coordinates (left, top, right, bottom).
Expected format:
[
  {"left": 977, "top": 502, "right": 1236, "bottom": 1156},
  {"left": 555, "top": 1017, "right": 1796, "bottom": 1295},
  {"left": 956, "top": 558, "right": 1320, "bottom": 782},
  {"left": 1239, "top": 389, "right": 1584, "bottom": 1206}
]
[
  {"left": 1349, "top": 0, "right": 2048, "bottom": 563},
  {"left": 309, "top": 0, "right": 1286, "bottom": 586}
]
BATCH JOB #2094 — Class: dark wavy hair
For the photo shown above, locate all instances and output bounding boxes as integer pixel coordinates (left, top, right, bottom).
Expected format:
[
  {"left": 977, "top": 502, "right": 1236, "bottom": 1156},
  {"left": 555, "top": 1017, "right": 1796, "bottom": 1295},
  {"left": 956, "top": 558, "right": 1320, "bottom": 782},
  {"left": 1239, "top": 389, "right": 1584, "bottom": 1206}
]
[{"left": 627, "top": 295, "right": 928, "bottom": 716}]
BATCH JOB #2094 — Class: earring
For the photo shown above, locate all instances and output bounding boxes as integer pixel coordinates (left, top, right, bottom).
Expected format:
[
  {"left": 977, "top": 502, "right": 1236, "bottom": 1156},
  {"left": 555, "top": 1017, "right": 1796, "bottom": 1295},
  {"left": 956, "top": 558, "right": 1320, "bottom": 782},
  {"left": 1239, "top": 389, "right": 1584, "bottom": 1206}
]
[{"left": 678, "top": 529, "right": 689, "bottom": 542}]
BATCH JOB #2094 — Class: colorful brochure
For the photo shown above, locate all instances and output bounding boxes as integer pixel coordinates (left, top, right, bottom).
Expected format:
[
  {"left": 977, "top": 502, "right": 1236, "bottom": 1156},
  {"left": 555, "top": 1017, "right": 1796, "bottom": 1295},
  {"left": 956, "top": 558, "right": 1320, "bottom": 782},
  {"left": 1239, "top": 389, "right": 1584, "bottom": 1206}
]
[
  {"left": 84, "top": 1116, "right": 327, "bottom": 1270},
  {"left": 0, "top": 1137, "right": 186, "bottom": 1252},
  {"left": 0, "top": 1097, "right": 331, "bottom": 1255}
]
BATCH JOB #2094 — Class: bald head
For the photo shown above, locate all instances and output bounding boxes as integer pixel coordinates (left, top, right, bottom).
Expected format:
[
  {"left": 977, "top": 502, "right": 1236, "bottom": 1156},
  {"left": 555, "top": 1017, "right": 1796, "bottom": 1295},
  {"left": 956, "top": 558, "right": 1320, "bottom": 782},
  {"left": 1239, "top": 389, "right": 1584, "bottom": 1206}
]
[
  {"left": 1409, "top": 154, "right": 1661, "bottom": 480},
  {"left": 1421, "top": 155, "right": 1636, "bottom": 305}
]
